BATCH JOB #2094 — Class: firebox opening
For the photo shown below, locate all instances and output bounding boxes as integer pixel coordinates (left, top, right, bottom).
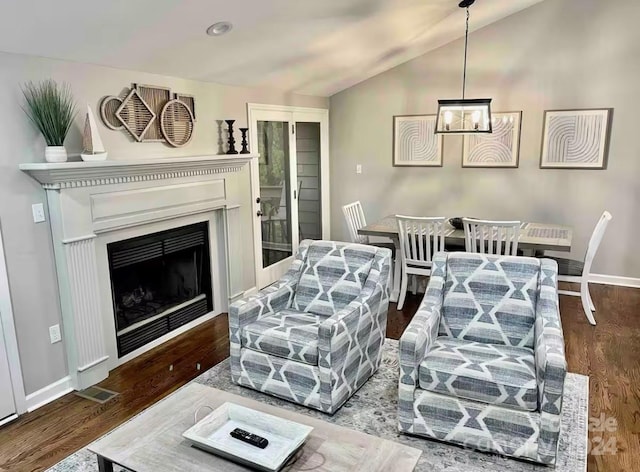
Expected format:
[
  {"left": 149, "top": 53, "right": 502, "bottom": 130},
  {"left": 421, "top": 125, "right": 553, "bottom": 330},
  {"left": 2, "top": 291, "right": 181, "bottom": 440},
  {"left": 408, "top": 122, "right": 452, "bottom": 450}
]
[{"left": 108, "top": 222, "right": 212, "bottom": 357}]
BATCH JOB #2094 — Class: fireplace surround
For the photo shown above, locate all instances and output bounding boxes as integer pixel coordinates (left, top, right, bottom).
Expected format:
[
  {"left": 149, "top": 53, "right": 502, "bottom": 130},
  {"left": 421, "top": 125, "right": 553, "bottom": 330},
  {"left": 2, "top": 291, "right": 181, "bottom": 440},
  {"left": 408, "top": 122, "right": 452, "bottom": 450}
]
[{"left": 20, "top": 155, "right": 255, "bottom": 390}]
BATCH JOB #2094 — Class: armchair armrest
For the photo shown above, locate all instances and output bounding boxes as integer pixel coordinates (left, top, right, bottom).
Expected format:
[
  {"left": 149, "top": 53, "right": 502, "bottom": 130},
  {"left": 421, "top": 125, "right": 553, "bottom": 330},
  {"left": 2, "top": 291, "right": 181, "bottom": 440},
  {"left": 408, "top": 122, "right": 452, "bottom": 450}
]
[
  {"left": 535, "top": 259, "right": 567, "bottom": 415},
  {"left": 316, "top": 246, "right": 391, "bottom": 411},
  {"left": 318, "top": 246, "right": 391, "bottom": 353},
  {"left": 228, "top": 242, "right": 310, "bottom": 383},
  {"left": 398, "top": 252, "right": 447, "bottom": 389},
  {"left": 397, "top": 252, "right": 446, "bottom": 432},
  {"left": 534, "top": 259, "right": 567, "bottom": 463},
  {"left": 229, "top": 241, "right": 309, "bottom": 332}
]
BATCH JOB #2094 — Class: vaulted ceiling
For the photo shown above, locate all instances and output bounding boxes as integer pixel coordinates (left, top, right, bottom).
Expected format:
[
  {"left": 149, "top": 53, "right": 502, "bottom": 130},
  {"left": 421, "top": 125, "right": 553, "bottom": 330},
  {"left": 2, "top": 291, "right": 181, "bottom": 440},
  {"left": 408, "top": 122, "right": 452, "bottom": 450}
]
[{"left": 0, "top": 0, "right": 543, "bottom": 97}]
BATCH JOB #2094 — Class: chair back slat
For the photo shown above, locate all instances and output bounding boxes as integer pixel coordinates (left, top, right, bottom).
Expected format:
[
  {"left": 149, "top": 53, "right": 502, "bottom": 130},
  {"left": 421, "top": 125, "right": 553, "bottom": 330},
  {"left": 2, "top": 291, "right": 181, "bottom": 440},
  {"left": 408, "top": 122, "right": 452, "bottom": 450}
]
[
  {"left": 342, "top": 201, "right": 369, "bottom": 244},
  {"left": 396, "top": 216, "right": 446, "bottom": 266},
  {"left": 582, "top": 211, "right": 612, "bottom": 276},
  {"left": 463, "top": 218, "right": 521, "bottom": 256}
]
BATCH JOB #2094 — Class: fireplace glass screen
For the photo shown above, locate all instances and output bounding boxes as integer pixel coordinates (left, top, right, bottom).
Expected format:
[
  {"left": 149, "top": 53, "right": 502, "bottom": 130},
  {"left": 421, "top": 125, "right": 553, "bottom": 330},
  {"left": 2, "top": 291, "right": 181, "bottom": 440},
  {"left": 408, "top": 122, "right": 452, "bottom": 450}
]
[{"left": 108, "top": 222, "right": 212, "bottom": 357}]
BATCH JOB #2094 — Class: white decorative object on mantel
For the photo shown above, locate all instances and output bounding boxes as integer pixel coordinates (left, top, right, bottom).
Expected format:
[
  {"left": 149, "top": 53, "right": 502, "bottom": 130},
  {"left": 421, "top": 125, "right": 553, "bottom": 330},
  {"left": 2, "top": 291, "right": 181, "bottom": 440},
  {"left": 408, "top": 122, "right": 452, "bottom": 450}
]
[
  {"left": 80, "top": 105, "right": 108, "bottom": 162},
  {"left": 20, "top": 154, "right": 257, "bottom": 390}
]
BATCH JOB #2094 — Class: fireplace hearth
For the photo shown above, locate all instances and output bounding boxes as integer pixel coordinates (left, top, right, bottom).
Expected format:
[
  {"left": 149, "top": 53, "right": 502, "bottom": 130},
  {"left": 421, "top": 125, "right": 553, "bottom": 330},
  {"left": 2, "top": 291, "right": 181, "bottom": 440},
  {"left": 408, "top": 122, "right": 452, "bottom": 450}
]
[{"left": 108, "top": 222, "right": 212, "bottom": 356}]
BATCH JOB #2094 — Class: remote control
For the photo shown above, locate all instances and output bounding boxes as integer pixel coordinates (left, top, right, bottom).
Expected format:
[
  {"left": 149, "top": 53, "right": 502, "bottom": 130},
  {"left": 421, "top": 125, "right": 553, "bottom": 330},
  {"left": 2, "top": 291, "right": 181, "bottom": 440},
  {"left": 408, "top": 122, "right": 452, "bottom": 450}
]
[{"left": 230, "top": 428, "right": 269, "bottom": 449}]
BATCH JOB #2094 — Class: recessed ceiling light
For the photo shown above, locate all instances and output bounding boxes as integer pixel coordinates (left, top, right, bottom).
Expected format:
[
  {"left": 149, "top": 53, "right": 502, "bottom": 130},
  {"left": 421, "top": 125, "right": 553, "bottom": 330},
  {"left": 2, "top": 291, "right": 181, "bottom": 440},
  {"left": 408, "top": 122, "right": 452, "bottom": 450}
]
[{"left": 206, "top": 22, "right": 233, "bottom": 36}]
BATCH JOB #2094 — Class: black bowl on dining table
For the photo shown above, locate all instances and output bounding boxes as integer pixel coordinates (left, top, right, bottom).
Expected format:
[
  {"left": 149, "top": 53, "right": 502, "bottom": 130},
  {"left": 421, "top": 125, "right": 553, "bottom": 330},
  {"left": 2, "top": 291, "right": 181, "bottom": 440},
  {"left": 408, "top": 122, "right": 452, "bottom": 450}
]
[{"left": 448, "top": 217, "right": 466, "bottom": 230}]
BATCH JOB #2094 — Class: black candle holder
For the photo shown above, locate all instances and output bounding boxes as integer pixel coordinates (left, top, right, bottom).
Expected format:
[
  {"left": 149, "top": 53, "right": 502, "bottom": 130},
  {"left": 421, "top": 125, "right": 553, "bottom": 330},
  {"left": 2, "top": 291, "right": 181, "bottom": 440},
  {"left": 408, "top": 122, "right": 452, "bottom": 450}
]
[
  {"left": 225, "top": 119, "right": 238, "bottom": 154},
  {"left": 239, "top": 128, "right": 250, "bottom": 154}
]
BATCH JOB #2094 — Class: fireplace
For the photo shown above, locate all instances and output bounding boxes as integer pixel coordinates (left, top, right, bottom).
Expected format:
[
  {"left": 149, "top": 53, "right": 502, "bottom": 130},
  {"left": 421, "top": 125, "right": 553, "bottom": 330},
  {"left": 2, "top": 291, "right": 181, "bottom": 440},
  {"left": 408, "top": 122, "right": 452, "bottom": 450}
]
[
  {"left": 108, "top": 222, "right": 212, "bottom": 357},
  {"left": 20, "top": 154, "right": 253, "bottom": 390}
]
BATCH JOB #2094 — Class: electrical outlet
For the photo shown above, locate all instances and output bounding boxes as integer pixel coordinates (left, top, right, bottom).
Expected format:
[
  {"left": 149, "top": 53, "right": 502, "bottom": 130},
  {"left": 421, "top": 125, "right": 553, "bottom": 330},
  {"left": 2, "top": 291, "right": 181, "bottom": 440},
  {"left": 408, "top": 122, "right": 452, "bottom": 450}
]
[
  {"left": 32, "top": 203, "right": 46, "bottom": 223},
  {"left": 356, "top": 164, "right": 362, "bottom": 174},
  {"left": 196, "top": 363, "right": 201, "bottom": 371},
  {"left": 169, "top": 364, "right": 174, "bottom": 371},
  {"left": 49, "top": 324, "right": 62, "bottom": 344}
]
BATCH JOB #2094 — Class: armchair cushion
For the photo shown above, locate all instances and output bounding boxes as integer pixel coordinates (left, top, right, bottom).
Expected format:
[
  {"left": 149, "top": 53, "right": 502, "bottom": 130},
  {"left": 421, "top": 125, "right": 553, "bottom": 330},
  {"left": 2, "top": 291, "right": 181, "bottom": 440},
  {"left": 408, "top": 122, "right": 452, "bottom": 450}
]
[
  {"left": 440, "top": 253, "right": 540, "bottom": 348},
  {"left": 241, "top": 309, "right": 329, "bottom": 365},
  {"left": 419, "top": 337, "right": 537, "bottom": 411},
  {"left": 293, "top": 242, "right": 378, "bottom": 316}
]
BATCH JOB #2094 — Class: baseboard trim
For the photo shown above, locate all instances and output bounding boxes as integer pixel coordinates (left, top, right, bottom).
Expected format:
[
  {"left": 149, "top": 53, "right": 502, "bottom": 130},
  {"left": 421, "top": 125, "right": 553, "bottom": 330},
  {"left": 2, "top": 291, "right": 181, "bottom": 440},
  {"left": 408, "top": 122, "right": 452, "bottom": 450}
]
[
  {"left": 243, "top": 287, "right": 258, "bottom": 297},
  {"left": 25, "top": 376, "right": 73, "bottom": 412},
  {"left": 589, "top": 274, "right": 640, "bottom": 288},
  {"left": 0, "top": 413, "right": 18, "bottom": 427}
]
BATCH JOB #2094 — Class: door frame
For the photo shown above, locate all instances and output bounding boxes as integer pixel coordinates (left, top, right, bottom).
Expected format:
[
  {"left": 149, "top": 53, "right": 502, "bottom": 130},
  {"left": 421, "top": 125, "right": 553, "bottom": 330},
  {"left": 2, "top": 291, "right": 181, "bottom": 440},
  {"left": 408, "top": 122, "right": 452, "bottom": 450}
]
[
  {"left": 247, "top": 103, "right": 330, "bottom": 289},
  {"left": 0, "top": 221, "right": 27, "bottom": 417}
]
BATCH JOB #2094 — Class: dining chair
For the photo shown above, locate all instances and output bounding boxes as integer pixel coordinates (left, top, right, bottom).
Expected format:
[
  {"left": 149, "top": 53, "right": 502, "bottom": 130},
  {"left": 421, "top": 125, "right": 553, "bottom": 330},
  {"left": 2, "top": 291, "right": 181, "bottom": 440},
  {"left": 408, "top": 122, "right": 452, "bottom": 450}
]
[
  {"left": 342, "top": 201, "right": 369, "bottom": 244},
  {"left": 396, "top": 216, "right": 446, "bottom": 310},
  {"left": 342, "top": 201, "right": 396, "bottom": 289},
  {"left": 463, "top": 218, "right": 521, "bottom": 256},
  {"left": 544, "top": 211, "right": 612, "bottom": 325}
]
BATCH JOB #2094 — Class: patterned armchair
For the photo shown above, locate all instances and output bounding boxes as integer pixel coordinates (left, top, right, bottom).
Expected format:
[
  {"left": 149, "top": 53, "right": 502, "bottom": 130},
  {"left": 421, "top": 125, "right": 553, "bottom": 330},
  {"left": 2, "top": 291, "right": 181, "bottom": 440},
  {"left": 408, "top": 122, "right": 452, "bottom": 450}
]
[
  {"left": 229, "top": 240, "right": 391, "bottom": 414},
  {"left": 398, "top": 252, "right": 567, "bottom": 465}
]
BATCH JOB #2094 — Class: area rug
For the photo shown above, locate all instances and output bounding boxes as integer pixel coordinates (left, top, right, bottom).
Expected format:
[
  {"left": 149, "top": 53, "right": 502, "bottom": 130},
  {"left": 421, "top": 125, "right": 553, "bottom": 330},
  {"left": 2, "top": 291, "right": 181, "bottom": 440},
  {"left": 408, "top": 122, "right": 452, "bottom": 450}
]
[{"left": 48, "top": 340, "right": 588, "bottom": 472}]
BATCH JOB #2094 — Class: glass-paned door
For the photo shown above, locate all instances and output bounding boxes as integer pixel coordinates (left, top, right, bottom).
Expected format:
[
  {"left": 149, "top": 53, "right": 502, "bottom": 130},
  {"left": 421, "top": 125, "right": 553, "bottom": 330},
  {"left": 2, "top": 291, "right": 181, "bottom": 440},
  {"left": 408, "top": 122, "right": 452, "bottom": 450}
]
[
  {"left": 257, "top": 121, "right": 294, "bottom": 269},
  {"left": 249, "top": 105, "right": 329, "bottom": 289}
]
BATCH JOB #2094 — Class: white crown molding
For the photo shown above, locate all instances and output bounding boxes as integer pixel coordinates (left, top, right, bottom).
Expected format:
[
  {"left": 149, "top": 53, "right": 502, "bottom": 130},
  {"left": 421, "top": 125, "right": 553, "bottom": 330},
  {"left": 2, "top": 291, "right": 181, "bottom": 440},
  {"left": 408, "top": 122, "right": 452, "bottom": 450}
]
[{"left": 19, "top": 154, "right": 257, "bottom": 189}]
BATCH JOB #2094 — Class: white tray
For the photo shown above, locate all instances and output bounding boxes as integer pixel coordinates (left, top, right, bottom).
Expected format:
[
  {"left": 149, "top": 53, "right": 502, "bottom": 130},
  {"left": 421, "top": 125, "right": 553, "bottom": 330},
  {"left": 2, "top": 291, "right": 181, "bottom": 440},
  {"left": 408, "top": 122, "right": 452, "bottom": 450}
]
[{"left": 183, "top": 402, "right": 313, "bottom": 472}]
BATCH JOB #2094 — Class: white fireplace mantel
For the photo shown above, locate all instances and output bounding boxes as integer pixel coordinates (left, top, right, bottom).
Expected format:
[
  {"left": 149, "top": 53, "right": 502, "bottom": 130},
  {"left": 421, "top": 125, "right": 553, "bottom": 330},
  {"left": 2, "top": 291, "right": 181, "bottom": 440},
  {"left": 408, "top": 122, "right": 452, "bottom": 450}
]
[
  {"left": 20, "top": 154, "right": 256, "bottom": 391},
  {"left": 19, "top": 154, "right": 256, "bottom": 189}
]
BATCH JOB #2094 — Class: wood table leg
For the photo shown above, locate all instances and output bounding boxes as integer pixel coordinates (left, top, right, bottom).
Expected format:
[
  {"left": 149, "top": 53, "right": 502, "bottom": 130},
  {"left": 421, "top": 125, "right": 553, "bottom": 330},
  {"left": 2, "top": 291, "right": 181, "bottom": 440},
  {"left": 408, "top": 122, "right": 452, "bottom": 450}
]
[
  {"left": 391, "top": 236, "right": 401, "bottom": 303},
  {"left": 97, "top": 455, "right": 114, "bottom": 472}
]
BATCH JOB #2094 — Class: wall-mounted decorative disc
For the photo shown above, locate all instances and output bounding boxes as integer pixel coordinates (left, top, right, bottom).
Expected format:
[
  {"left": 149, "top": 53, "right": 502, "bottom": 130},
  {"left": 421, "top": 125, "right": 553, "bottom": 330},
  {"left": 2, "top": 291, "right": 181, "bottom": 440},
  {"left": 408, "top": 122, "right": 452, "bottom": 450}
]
[
  {"left": 160, "top": 99, "right": 194, "bottom": 147},
  {"left": 100, "top": 96, "right": 124, "bottom": 130},
  {"left": 116, "top": 88, "right": 156, "bottom": 142}
]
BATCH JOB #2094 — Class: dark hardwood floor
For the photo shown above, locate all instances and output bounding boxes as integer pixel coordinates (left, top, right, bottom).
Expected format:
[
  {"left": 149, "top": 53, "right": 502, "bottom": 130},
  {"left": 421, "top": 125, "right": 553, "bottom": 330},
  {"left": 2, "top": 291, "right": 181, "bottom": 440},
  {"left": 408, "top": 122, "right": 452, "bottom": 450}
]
[
  {"left": 0, "top": 315, "right": 230, "bottom": 472},
  {"left": 0, "top": 283, "right": 638, "bottom": 472}
]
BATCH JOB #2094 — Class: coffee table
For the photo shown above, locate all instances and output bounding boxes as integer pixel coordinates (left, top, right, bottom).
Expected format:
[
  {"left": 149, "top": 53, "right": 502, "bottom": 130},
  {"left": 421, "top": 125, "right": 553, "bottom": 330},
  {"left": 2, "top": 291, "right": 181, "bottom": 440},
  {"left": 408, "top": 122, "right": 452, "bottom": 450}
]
[{"left": 88, "top": 383, "right": 422, "bottom": 471}]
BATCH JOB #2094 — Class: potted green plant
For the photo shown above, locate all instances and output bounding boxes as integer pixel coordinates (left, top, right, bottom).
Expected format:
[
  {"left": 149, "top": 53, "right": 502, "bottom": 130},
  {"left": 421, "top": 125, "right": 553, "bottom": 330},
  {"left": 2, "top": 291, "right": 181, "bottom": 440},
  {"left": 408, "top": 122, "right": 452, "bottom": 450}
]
[{"left": 22, "top": 80, "right": 77, "bottom": 162}]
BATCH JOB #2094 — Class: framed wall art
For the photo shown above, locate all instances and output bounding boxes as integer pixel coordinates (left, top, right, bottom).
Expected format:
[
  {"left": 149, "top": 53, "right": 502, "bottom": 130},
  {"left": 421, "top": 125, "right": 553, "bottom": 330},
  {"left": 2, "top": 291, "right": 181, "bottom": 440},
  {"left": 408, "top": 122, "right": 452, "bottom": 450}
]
[
  {"left": 540, "top": 108, "right": 613, "bottom": 169},
  {"left": 462, "top": 111, "right": 522, "bottom": 168},
  {"left": 393, "top": 114, "right": 443, "bottom": 167}
]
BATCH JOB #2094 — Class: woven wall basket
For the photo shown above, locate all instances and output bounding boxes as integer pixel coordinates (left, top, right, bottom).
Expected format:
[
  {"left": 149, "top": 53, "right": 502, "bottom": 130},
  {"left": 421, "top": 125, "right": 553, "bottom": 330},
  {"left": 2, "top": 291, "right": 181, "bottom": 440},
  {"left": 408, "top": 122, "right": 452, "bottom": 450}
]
[
  {"left": 175, "top": 93, "right": 196, "bottom": 121},
  {"left": 100, "top": 96, "right": 124, "bottom": 130},
  {"left": 137, "top": 84, "right": 171, "bottom": 142},
  {"left": 99, "top": 84, "right": 197, "bottom": 146},
  {"left": 160, "top": 99, "right": 195, "bottom": 147},
  {"left": 116, "top": 88, "right": 156, "bottom": 142}
]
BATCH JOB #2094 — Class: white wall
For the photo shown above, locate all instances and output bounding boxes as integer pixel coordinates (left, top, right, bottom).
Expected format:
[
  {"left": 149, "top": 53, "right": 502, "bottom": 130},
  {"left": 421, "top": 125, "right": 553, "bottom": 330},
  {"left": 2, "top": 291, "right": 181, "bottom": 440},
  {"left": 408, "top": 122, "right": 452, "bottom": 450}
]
[
  {"left": 0, "top": 50, "right": 327, "bottom": 396},
  {"left": 329, "top": 0, "right": 640, "bottom": 279}
]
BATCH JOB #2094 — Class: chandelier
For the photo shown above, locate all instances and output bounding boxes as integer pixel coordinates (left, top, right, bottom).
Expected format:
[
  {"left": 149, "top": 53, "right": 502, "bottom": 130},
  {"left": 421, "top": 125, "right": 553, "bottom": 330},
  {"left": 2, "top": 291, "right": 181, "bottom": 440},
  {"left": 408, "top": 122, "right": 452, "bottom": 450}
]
[{"left": 435, "top": 0, "right": 492, "bottom": 134}]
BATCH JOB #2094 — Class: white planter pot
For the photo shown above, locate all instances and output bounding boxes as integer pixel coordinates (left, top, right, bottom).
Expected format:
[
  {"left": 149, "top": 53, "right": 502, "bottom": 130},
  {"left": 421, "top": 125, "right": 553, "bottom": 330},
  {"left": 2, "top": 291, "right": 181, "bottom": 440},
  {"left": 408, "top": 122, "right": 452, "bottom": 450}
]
[{"left": 45, "top": 146, "right": 68, "bottom": 163}]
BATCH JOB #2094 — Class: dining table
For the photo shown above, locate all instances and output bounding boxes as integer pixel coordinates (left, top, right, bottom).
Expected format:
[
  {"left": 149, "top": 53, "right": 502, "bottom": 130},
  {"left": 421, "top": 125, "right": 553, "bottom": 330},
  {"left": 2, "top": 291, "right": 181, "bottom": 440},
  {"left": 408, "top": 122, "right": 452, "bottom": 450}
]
[{"left": 358, "top": 216, "right": 573, "bottom": 303}]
